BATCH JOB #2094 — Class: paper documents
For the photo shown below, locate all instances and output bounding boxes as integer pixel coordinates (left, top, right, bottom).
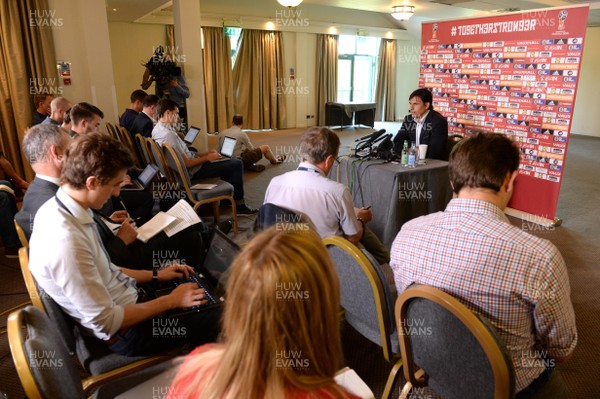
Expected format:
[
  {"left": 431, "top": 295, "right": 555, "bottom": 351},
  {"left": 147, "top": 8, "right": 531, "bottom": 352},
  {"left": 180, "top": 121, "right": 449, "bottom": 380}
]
[{"left": 136, "top": 200, "right": 201, "bottom": 242}]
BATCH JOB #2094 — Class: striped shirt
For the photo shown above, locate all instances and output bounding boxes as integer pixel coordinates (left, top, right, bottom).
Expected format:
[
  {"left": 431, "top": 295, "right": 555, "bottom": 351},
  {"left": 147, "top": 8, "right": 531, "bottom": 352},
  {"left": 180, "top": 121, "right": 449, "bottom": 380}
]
[{"left": 391, "top": 198, "right": 577, "bottom": 392}]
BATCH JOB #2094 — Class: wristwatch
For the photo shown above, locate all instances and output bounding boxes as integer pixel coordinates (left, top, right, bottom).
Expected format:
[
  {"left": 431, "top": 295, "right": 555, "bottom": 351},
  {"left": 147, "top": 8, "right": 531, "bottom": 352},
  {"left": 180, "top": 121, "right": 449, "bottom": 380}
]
[
  {"left": 357, "top": 217, "right": 365, "bottom": 226},
  {"left": 152, "top": 268, "right": 159, "bottom": 283}
]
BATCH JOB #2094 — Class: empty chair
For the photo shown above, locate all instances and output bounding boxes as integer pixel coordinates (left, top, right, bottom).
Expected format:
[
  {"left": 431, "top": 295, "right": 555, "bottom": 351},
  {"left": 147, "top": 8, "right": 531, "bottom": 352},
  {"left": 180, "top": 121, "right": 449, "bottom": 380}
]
[
  {"left": 145, "top": 137, "right": 174, "bottom": 183},
  {"left": 162, "top": 143, "right": 238, "bottom": 234},
  {"left": 445, "top": 134, "right": 464, "bottom": 161},
  {"left": 323, "top": 236, "right": 402, "bottom": 399},
  {"left": 396, "top": 285, "right": 515, "bottom": 399},
  {"left": 8, "top": 306, "right": 171, "bottom": 399},
  {"left": 135, "top": 133, "right": 150, "bottom": 167},
  {"left": 105, "top": 122, "right": 118, "bottom": 140}
]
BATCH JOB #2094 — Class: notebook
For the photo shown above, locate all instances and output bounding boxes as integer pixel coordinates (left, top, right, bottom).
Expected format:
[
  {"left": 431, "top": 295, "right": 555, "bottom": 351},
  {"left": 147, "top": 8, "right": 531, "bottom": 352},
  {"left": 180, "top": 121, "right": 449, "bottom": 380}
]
[
  {"left": 120, "top": 163, "right": 159, "bottom": 191},
  {"left": 183, "top": 126, "right": 201, "bottom": 144},
  {"left": 211, "top": 136, "right": 237, "bottom": 163}
]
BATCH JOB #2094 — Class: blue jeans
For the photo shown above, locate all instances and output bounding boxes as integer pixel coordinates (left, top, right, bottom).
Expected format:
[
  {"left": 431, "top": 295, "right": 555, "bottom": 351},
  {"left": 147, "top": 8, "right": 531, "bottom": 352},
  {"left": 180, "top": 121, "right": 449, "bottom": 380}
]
[
  {"left": 191, "top": 158, "right": 245, "bottom": 201},
  {"left": 0, "top": 180, "right": 20, "bottom": 249}
]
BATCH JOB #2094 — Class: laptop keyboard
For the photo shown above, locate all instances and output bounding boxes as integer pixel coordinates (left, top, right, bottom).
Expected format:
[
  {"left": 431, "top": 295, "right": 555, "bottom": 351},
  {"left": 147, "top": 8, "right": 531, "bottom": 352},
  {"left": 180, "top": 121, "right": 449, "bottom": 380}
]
[{"left": 172, "top": 273, "right": 221, "bottom": 309}]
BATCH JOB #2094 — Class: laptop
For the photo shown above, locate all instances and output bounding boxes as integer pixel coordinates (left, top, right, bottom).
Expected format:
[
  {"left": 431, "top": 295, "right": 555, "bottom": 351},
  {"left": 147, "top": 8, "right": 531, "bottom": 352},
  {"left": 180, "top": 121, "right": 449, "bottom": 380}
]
[
  {"left": 120, "top": 163, "right": 159, "bottom": 191},
  {"left": 139, "top": 228, "right": 240, "bottom": 317},
  {"left": 183, "top": 126, "right": 201, "bottom": 145},
  {"left": 211, "top": 136, "right": 237, "bottom": 163}
]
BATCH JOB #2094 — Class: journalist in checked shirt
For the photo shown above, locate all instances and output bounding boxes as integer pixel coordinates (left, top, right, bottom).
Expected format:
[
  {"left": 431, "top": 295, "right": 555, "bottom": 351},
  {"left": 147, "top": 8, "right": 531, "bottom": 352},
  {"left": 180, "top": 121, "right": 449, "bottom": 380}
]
[{"left": 391, "top": 132, "right": 577, "bottom": 399}]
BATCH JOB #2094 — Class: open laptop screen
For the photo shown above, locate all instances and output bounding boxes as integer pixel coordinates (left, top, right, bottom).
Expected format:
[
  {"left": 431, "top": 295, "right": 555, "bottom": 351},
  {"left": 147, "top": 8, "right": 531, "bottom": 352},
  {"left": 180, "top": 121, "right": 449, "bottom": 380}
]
[
  {"left": 184, "top": 126, "right": 201, "bottom": 144},
  {"left": 220, "top": 136, "right": 237, "bottom": 158},
  {"left": 137, "top": 163, "right": 159, "bottom": 187},
  {"left": 202, "top": 229, "right": 240, "bottom": 289}
]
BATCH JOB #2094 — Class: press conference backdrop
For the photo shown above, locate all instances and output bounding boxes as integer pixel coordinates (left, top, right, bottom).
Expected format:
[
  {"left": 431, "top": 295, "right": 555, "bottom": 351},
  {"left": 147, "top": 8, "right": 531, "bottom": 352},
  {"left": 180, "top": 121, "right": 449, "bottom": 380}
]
[{"left": 420, "top": 5, "right": 589, "bottom": 221}]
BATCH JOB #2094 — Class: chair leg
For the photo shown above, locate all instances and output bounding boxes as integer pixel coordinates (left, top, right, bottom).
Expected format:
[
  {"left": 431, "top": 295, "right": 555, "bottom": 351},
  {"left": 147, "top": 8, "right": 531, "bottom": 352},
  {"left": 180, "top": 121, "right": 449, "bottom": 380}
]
[
  {"left": 381, "top": 358, "right": 403, "bottom": 399},
  {"left": 229, "top": 200, "right": 238, "bottom": 234},
  {"left": 212, "top": 202, "right": 220, "bottom": 225},
  {"left": 399, "top": 382, "right": 412, "bottom": 399}
]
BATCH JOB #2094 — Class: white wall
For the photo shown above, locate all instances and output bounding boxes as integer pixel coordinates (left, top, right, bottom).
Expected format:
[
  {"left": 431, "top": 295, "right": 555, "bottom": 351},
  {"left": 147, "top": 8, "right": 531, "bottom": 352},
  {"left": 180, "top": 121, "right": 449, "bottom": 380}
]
[
  {"left": 572, "top": 26, "right": 600, "bottom": 137},
  {"left": 395, "top": 40, "right": 422, "bottom": 121},
  {"left": 48, "top": 0, "right": 118, "bottom": 128},
  {"left": 108, "top": 22, "right": 167, "bottom": 114},
  {"left": 281, "top": 31, "right": 317, "bottom": 129}
]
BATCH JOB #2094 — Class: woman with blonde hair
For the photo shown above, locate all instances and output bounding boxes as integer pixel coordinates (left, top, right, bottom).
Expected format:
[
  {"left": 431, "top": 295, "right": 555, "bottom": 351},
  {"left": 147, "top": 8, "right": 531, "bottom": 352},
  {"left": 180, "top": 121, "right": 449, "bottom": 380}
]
[{"left": 168, "top": 227, "right": 359, "bottom": 399}]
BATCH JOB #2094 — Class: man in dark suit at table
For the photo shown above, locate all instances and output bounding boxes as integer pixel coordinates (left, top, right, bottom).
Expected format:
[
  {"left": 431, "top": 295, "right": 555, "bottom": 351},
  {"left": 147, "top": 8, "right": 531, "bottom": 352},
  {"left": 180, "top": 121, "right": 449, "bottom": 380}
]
[{"left": 393, "top": 88, "right": 448, "bottom": 160}]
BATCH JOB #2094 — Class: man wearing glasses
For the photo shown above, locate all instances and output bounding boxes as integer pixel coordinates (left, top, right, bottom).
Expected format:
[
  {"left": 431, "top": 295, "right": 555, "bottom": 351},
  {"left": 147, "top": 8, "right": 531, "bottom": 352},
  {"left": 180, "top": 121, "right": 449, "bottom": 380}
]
[{"left": 264, "top": 127, "right": 389, "bottom": 265}]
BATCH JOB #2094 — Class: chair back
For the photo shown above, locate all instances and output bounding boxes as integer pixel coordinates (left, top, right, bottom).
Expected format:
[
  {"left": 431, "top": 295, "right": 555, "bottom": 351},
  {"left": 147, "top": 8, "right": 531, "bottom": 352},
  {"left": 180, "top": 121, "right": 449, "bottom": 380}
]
[
  {"left": 445, "top": 134, "right": 464, "bottom": 161},
  {"left": 397, "top": 285, "right": 515, "bottom": 399},
  {"left": 8, "top": 306, "right": 85, "bottom": 399},
  {"left": 145, "top": 138, "right": 173, "bottom": 182},
  {"left": 105, "top": 122, "right": 118, "bottom": 140},
  {"left": 162, "top": 143, "right": 193, "bottom": 194},
  {"left": 14, "top": 219, "right": 28, "bottom": 247},
  {"left": 323, "top": 236, "right": 398, "bottom": 362},
  {"left": 135, "top": 133, "right": 150, "bottom": 166},
  {"left": 117, "top": 126, "right": 141, "bottom": 166},
  {"left": 253, "top": 203, "right": 315, "bottom": 232},
  {"left": 18, "top": 247, "right": 44, "bottom": 311}
]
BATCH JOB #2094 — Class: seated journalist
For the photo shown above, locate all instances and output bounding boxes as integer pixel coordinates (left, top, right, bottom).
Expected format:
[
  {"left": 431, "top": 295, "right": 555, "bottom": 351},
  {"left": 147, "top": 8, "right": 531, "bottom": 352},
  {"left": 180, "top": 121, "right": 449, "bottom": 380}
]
[{"left": 29, "top": 133, "right": 221, "bottom": 356}]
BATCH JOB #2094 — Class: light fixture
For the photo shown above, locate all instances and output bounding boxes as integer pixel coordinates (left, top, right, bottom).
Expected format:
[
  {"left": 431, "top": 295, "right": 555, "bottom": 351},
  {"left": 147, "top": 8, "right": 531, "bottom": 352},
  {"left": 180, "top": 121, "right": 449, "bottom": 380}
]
[
  {"left": 391, "top": 5, "right": 415, "bottom": 20},
  {"left": 277, "top": 0, "right": 303, "bottom": 8}
]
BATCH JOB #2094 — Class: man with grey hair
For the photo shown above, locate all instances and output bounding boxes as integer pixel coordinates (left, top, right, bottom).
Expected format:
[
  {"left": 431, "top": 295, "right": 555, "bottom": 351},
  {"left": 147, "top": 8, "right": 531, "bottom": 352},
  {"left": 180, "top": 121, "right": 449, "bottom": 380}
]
[
  {"left": 264, "top": 127, "right": 389, "bottom": 265},
  {"left": 16, "top": 124, "right": 71, "bottom": 238},
  {"left": 42, "top": 96, "right": 72, "bottom": 126}
]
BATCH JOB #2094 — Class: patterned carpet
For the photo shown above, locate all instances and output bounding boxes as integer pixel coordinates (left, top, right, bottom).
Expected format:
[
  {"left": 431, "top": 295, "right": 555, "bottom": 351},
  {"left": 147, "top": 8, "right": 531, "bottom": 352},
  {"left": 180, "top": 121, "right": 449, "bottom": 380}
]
[{"left": 0, "top": 126, "right": 598, "bottom": 398}]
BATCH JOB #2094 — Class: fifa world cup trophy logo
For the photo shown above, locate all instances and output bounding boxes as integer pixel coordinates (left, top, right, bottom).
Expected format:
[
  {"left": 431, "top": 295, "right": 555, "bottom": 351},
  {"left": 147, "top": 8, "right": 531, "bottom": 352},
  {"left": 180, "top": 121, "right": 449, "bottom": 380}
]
[
  {"left": 432, "top": 23, "right": 438, "bottom": 40},
  {"left": 558, "top": 10, "right": 568, "bottom": 31}
]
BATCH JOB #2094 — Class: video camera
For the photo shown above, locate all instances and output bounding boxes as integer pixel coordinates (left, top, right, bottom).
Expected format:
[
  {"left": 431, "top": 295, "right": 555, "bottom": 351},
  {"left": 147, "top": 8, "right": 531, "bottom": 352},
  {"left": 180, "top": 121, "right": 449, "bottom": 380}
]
[{"left": 145, "top": 45, "right": 182, "bottom": 87}]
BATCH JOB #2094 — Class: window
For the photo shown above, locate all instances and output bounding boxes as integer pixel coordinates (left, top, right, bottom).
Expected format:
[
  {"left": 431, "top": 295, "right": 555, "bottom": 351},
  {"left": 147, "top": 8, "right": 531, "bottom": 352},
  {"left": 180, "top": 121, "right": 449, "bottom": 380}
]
[
  {"left": 224, "top": 27, "right": 242, "bottom": 66},
  {"left": 337, "top": 35, "right": 380, "bottom": 103}
]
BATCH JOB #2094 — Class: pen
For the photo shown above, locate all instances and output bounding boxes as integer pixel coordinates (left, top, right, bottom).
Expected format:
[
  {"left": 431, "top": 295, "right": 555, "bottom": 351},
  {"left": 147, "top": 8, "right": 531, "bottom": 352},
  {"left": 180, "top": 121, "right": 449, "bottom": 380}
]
[{"left": 118, "top": 197, "right": 129, "bottom": 218}]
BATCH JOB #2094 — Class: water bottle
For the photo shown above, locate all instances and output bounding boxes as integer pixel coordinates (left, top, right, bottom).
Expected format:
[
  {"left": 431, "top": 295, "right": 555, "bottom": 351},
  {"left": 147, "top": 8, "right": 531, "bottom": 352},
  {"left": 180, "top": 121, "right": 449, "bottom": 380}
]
[
  {"left": 408, "top": 142, "right": 417, "bottom": 168},
  {"left": 401, "top": 140, "right": 409, "bottom": 167}
]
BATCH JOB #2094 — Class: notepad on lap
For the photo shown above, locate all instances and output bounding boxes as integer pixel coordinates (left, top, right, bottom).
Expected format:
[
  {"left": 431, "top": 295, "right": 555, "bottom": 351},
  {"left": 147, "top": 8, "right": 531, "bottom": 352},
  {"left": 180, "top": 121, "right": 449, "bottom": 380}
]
[
  {"left": 163, "top": 199, "right": 202, "bottom": 237},
  {"left": 136, "top": 200, "right": 202, "bottom": 242},
  {"left": 136, "top": 213, "right": 177, "bottom": 243}
]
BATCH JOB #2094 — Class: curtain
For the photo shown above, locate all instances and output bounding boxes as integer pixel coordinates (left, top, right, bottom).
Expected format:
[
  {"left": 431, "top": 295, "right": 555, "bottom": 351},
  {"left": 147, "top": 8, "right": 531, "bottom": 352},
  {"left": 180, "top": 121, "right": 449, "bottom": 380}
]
[
  {"left": 0, "top": 0, "right": 58, "bottom": 180},
  {"left": 316, "top": 34, "right": 338, "bottom": 126},
  {"left": 232, "top": 29, "right": 286, "bottom": 130},
  {"left": 202, "top": 27, "right": 233, "bottom": 133},
  {"left": 375, "top": 39, "right": 397, "bottom": 122},
  {"left": 166, "top": 25, "right": 175, "bottom": 58}
]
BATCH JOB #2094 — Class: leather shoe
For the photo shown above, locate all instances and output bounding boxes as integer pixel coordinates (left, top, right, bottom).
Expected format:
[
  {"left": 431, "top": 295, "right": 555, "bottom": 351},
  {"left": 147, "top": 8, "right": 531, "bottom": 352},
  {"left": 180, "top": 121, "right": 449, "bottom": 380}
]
[
  {"left": 216, "top": 219, "right": 233, "bottom": 235},
  {"left": 236, "top": 204, "right": 258, "bottom": 215},
  {"left": 248, "top": 164, "right": 266, "bottom": 172}
]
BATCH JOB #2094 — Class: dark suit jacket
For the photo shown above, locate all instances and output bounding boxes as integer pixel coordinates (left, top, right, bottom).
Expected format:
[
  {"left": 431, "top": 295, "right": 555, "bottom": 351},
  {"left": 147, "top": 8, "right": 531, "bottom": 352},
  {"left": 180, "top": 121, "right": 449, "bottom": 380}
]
[
  {"left": 130, "top": 112, "right": 154, "bottom": 138},
  {"left": 393, "top": 109, "right": 449, "bottom": 160},
  {"left": 16, "top": 177, "right": 59, "bottom": 239}
]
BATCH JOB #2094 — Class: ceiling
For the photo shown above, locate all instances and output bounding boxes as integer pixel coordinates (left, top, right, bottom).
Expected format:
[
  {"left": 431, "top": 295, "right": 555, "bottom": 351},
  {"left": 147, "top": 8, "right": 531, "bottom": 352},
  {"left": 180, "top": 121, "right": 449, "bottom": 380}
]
[{"left": 105, "top": 0, "right": 600, "bottom": 35}]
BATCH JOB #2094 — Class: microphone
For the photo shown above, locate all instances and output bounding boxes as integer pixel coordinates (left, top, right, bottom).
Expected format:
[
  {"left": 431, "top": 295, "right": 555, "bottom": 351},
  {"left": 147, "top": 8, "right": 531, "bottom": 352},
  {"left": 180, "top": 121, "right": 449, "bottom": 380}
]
[
  {"left": 356, "top": 130, "right": 386, "bottom": 152},
  {"left": 377, "top": 135, "right": 393, "bottom": 152},
  {"left": 355, "top": 129, "right": 386, "bottom": 143},
  {"left": 372, "top": 133, "right": 391, "bottom": 146}
]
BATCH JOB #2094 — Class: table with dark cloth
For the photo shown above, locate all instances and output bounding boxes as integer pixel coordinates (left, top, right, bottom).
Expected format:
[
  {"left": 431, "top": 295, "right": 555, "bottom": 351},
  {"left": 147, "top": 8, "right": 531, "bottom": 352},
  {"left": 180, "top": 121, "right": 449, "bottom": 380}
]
[
  {"left": 330, "top": 157, "right": 453, "bottom": 248},
  {"left": 325, "top": 102, "right": 376, "bottom": 128}
]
